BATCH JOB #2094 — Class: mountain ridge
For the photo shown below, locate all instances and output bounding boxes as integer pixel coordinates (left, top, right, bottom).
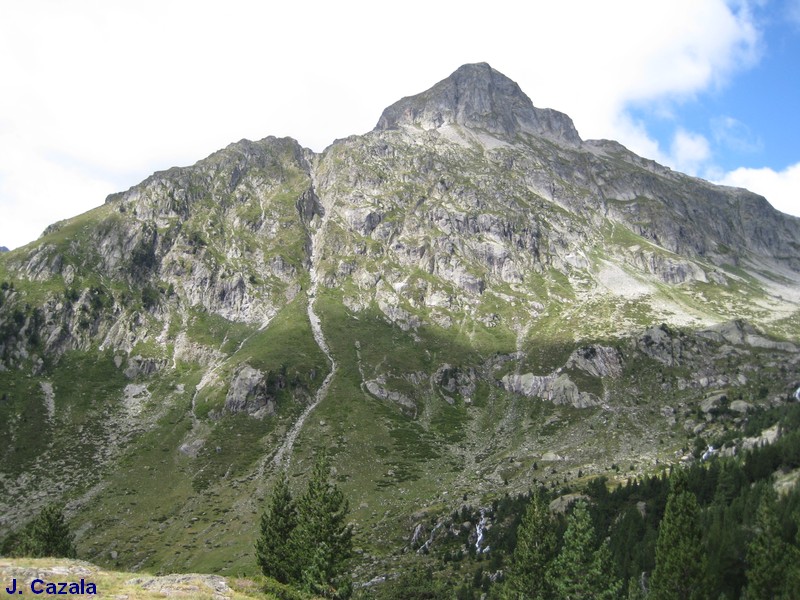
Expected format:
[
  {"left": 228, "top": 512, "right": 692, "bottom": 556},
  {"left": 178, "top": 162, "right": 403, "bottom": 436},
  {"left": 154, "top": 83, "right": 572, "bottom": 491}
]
[{"left": 0, "top": 63, "right": 799, "bottom": 581}]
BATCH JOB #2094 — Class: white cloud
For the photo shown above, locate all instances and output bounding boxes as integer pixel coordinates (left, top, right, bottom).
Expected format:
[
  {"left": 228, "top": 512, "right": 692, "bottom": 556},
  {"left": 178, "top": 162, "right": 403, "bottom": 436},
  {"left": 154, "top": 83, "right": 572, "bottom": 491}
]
[
  {"left": 669, "top": 130, "right": 712, "bottom": 176},
  {"left": 718, "top": 163, "right": 800, "bottom": 217},
  {"left": 0, "top": 0, "right": 772, "bottom": 248}
]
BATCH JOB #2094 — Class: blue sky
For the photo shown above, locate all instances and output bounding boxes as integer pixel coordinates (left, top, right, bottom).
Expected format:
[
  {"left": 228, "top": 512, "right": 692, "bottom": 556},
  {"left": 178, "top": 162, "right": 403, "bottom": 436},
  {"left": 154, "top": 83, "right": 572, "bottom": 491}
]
[
  {"left": 629, "top": 1, "right": 800, "bottom": 177},
  {"left": 1, "top": 0, "right": 799, "bottom": 250}
]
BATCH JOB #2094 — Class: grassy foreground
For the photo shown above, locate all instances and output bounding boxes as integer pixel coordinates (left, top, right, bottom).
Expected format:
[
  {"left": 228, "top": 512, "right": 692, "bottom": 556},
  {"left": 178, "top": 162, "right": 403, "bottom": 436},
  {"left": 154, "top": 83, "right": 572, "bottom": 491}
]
[{"left": 0, "top": 557, "right": 312, "bottom": 599}]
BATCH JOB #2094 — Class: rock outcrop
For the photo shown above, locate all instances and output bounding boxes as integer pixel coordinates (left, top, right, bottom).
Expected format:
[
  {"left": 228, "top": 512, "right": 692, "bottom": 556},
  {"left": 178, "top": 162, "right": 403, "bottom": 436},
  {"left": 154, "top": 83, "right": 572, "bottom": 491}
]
[
  {"left": 502, "top": 371, "right": 600, "bottom": 409},
  {"left": 376, "top": 62, "right": 582, "bottom": 146},
  {"left": 566, "top": 345, "right": 623, "bottom": 378},
  {"left": 698, "top": 320, "right": 798, "bottom": 352},
  {"left": 224, "top": 365, "right": 278, "bottom": 417}
]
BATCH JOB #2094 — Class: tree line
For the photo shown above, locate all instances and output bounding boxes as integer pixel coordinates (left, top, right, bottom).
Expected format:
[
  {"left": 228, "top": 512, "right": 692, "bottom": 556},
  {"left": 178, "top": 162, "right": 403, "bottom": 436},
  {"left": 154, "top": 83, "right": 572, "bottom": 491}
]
[
  {"left": 363, "top": 402, "right": 800, "bottom": 599},
  {"left": 498, "top": 467, "right": 800, "bottom": 599}
]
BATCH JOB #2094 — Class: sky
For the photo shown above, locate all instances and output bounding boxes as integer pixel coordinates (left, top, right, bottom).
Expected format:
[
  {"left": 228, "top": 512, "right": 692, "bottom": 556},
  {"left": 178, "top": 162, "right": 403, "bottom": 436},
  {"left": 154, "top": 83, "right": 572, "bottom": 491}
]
[{"left": 1, "top": 0, "right": 799, "bottom": 250}]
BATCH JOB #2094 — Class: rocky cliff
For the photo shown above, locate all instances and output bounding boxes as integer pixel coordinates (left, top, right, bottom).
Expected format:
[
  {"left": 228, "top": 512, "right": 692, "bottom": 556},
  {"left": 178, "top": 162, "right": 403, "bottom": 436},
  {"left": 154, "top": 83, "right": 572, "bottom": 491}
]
[
  {"left": 376, "top": 62, "right": 582, "bottom": 145},
  {"left": 0, "top": 63, "right": 798, "bottom": 579}
]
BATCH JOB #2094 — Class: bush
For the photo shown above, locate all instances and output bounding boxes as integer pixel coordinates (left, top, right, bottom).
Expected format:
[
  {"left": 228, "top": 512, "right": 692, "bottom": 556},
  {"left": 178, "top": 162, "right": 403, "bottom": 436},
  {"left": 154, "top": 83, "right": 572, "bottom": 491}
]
[
  {"left": 141, "top": 285, "right": 160, "bottom": 310},
  {"left": 366, "top": 567, "right": 449, "bottom": 600},
  {"left": 261, "top": 577, "right": 316, "bottom": 600}
]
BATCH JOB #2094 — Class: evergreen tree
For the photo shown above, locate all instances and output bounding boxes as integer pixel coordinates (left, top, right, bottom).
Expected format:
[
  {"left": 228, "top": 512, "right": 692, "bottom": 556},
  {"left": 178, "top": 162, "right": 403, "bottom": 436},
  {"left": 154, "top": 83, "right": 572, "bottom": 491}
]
[
  {"left": 745, "top": 489, "right": 791, "bottom": 600},
  {"left": 546, "top": 499, "right": 621, "bottom": 600},
  {"left": 627, "top": 575, "right": 646, "bottom": 600},
  {"left": 292, "top": 451, "right": 353, "bottom": 598},
  {"left": 704, "top": 501, "right": 746, "bottom": 599},
  {"left": 302, "top": 541, "right": 339, "bottom": 598},
  {"left": 713, "top": 462, "right": 743, "bottom": 506},
  {"left": 256, "top": 470, "right": 298, "bottom": 584},
  {"left": 20, "top": 504, "right": 77, "bottom": 558},
  {"left": 500, "top": 488, "right": 556, "bottom": 600},
  {"left": 592, "top": 537, "right": 623, "bottom": 600},
  {"left": 610, "top": 506, "right": 648, "bottom": 584},
  {"left": 649, "top": 471, "right": 707, "bottom": 600},
  {"left": 789, "top": 514, "right": 800, "bottom": 596}
]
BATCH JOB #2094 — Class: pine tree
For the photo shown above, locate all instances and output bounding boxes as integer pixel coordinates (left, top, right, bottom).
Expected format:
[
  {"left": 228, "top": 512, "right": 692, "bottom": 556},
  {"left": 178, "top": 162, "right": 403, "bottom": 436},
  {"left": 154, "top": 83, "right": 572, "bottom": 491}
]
[
  {"left": 501, "top": 488, "right": 556, "bottom": 600},
  {"left": 789, "top": 515, "right": 800, "bottom": 597},
  {"left": 21, "top": 504, "right": 77, "bottom": 558},
  {"left": 627, "top": 575, "right": 646, "bottom": 600},
  {"left": 292, "top": 451, "right": 353, "bottom": 598},
  {"left": 546, "top": 499, "right": 621, "bottom": 600},
  {"left": 745, "top": 489, "right": 791, "bottom": 600},
  {"left": 592, "top": 537, "right": 623, "bottom": 600},
  {"left": 255, "top": 470, "right": 298, "bottom": 584},
  {"left": 649, "top": 470, "right": 707, "bottom": 600},
  {"left": 302, "top": 541, "right": 338, "bottom": 598},
  {"left": 705, "top": 501, "right": 746, "bottom": 598}
]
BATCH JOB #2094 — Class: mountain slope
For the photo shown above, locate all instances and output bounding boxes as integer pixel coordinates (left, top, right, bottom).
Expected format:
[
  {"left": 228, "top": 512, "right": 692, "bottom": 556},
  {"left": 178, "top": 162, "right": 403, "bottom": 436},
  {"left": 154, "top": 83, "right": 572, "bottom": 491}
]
[{"left": 1, "top": 63, "right": 798, "bottom": 580}]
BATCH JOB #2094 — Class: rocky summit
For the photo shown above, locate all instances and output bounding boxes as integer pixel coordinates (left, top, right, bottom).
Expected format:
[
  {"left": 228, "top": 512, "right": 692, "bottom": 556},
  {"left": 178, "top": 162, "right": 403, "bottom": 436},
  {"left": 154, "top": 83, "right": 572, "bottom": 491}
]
[
  {"left": 1, "top": 63, "right": 799, "bottom": 580},
  {"left": 376, "top": 62, "right": 582, "bottom": 144}
]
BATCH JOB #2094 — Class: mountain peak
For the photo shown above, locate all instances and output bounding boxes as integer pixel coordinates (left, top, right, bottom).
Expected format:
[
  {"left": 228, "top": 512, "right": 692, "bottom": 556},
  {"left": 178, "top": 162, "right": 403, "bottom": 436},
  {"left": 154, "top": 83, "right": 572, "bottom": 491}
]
[{"left": 375, "top": 62, "right": 581, "bottom": 145}]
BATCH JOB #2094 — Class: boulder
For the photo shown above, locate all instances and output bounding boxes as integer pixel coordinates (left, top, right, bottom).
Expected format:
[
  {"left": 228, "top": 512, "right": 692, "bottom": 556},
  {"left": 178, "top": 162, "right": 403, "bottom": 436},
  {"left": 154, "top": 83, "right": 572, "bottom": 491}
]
[
  {"left": 224, "top": 365, "right": 276, "bottom": 417},
  {"left": 700, "top": 393, "right": 727, "bottom": 414},
  {"left": 729, "top": 400, "right": 752, "bottom": 413}
]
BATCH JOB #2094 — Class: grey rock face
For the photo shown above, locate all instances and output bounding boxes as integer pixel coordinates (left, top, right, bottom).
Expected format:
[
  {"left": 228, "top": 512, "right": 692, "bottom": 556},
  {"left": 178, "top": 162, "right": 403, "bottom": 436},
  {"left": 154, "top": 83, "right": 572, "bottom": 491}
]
[
  {"left": 124, "top": 355, "right": 168, "bottom": 379},
  {"left": 637, "top": 324, "right": 685, "bottom": 367},
  {"left": 729, "top": 400, "right": 753, "bottom": 413},
  {"left": 365, "top": 377, "right": 416, "bottom": 412},
  {"left": 698, "top": 320, "right": 798, "bottom": 352},
  {"left": 375, "top": 63, "right": 582, "bottom": 145},
  {"left": 502, "top": 371, "right": 600, "bottom": 409},
  {"left": 224, "top": 365, "right": 277, "bottom": 417},
  {"left": 433, "top": 364, "right": 477, "bottom": 400},
  {"left": 742, "top": 425, "right": 780, "bottom": 450},
  {"left": 700, "top": 393, "right": 727, "bottom": 414},
  {"left": 567, "top": 345, "right": 623, "bottom": 378}
]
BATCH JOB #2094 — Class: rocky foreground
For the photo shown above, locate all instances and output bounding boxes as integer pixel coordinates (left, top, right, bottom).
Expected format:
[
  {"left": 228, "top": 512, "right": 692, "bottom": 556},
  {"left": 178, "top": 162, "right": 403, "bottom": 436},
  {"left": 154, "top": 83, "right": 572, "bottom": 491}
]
[{"left": 0, "top": 557, "right": 281, "bottom": 599}]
